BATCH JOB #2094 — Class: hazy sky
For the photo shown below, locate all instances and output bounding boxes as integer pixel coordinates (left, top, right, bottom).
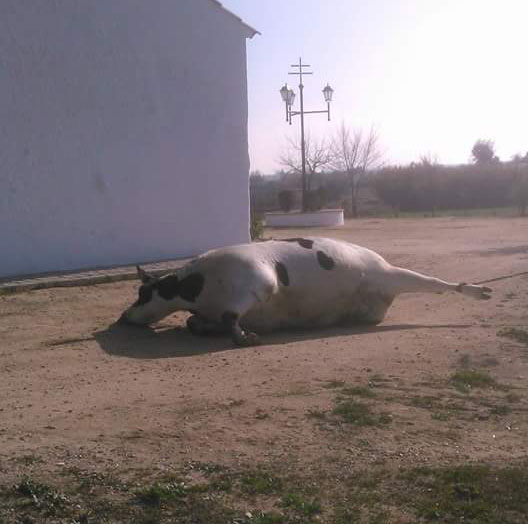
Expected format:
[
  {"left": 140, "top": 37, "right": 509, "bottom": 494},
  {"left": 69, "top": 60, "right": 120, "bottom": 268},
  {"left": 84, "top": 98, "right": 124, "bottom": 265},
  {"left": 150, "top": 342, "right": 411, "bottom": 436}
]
[{"left": 221, "top": 0, "right": 527, "bottom": 174}]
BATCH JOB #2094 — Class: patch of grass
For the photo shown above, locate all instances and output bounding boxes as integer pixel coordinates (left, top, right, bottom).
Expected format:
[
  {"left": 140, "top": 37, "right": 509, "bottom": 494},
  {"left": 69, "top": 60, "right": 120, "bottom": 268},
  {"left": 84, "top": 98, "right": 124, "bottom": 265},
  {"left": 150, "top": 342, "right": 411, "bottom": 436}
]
[
  {"left": 255, "top": 409, "right": 270, "bottom": 420},
  {"left": 324, "top": 380, "right": 346, "bottom": 389},
  {"left": 306, "top": 408, "right": 327, "bottom": 420},
  {"left": 15, "top": 478, "right": 51, "bottom": 498},
  {"left": 431, "top": 411, "right": 451, "bottom": 421},
  {"left": 133, "top": 509, "right": 162, "bottom": 524},
  {"left": 186, "top": 483, "right": 209, "bottom": 494},
  {"left": 367, "top": 511, "right": 390, "bottom": 524},
  {"left": 281, "top": 492, "right": 321, "bottom": 517},
  {"left": 68, "top": 467, "right": 126, "bottom": 493},
  {"left": 450, "top": 369, "right": 500, "bottom": 393},
  {"left": 240, "top": 472, "right": 282, "bottom": 495},
  {"left": 490, "top": 404, "right": 513, "bottom": 416},
  {"left": 135, "top": 481, "right": 186, "bottom": 507},
  {"left": 274, "top": 385, "right": 312, "bottom": 398},
  {"left": 498, "top": 327, "right": 528, "bottom": 346},
  {"left": 3, "top": 460, "right": 528, "bottom": 524},
  {"left": 251, "top": 214, "right": 264, "bottom": 241},
  {"left": 227, "top": 399, "right": 246, "bottom": 408},
  {"left": 332, "top": 471, "right": 386, "bottom": 523},
  {"left": 11, "top": 455, "right": 43, "bottom": 466},
  {"left": 355, "top": 471, "right": 384, "bottom": 490},
  {"left": 332, "top": 400, "right": 391, "bottom": 426},
  {"left": 506, "top": 392, "right": 522, "bottom": 403},
  {"left": 1, "top": 471, "right": 240, "bottom": 524},
  {"left": 14, "top": 477, "right": 70, "bottom": 516},
  {"left": 187, "top": 461, "right": 227, "bottom": 475},
  {"left": 333, "top": 506, "right": 361, "bottom": 523},
  {"left": 251, "top": 511, "right": 285, "bottom": 523},
  {"left": 445, "top": 400, "right": 471, "bottom": 412},
  {"left": 368, "top": 374, "right": 390, "bottom": 387},
  {"left": 410, "top": 395, "right": 439, "bottom": 409},
  {"left": 341, "top": 385, "right": 377, "bottom": 398},
  {"left": 400, "top": 464, "right": 528, "bottom": 523},
  {"left": 184, "top": 493, "right": 238, "bottom": 524},
  {"left": 357, "top": 438, "right": 371, "bottom": 448},
  {"left": 208, "top": 475, "right": 234, "bottom": 492},
  {"left": 333, "top": 506, "right": 389, "bottom": 524}
]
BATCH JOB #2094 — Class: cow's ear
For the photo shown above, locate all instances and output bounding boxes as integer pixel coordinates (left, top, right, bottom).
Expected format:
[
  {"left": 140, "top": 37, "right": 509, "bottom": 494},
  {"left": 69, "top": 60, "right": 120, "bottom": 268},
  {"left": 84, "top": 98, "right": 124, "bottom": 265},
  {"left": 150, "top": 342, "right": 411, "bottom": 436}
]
[{"left": 136, "top": 265, "right": 156, "bottom": 284}]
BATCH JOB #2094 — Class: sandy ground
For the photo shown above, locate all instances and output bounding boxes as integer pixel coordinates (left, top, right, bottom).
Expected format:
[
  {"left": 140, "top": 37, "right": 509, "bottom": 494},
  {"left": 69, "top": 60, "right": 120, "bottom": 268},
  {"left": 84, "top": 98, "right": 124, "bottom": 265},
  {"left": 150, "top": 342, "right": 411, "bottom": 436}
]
[{"left": 1, "top": 217, "right": 528, "bottom": 487}]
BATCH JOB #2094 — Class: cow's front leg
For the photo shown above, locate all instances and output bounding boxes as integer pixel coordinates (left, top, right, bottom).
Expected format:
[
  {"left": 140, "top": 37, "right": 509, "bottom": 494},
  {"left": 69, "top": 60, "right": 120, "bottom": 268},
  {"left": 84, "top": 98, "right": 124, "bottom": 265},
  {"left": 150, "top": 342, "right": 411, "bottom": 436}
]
[
  {"left": 186, "top": 314, "right": 226, "bottom": 336},
  {"left": 222, "top": 311, "right": 261, "bottom": 347}
]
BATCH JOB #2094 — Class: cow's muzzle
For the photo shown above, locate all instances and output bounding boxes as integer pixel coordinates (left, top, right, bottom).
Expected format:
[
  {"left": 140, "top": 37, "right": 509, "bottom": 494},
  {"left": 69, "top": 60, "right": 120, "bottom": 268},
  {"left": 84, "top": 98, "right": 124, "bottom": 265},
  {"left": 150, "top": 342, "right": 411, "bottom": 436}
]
[{"left": 117, "top": 312, "right": 133, "bottom": 325}]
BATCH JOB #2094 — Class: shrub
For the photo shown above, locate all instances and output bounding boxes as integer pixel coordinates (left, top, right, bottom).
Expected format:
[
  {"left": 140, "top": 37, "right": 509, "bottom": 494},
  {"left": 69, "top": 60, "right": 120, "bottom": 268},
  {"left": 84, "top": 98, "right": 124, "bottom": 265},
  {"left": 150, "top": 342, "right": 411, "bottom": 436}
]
[
  {"left": 304, "top": 187, "right": 328, "bottom": 211},
  {"left": 250, "top": 213, "right": 264, "bottom": 240},
  {"left": 277, "top": 190, "right": 294, "bottom": 212}
]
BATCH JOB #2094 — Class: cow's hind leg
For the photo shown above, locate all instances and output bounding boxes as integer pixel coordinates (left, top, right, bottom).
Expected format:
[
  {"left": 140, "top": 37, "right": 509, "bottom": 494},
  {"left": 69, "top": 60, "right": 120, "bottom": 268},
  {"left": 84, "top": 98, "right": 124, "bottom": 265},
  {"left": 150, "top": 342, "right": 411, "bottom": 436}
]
[
  {"left": 387, "top": 267, "right": 492, "bottom": 299},
  {"left": 341, "top": 290, "right": 394, "bottom": 327},
  {"left": 222, "top": 311, "right": 261, "bottom": 347}
]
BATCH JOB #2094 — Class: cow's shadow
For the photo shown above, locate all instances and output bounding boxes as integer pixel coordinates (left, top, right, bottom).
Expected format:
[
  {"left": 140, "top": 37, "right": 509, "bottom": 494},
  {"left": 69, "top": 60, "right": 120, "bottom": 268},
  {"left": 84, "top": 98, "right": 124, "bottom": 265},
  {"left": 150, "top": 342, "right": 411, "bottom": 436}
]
[{"left": 94, "top": 321, "right": 471, "bottom": 359}]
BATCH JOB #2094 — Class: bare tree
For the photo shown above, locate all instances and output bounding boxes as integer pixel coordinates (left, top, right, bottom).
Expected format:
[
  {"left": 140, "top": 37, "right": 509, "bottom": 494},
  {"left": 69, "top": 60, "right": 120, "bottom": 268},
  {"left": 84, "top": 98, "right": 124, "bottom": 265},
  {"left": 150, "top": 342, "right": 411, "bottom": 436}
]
[
  {"left": 279, "top": 134, "right": 333, "bottom": 192},
  {"left": 359, "top": 125, "right": 384, "bottom": 172},
  {"left": 331, "top": 123, "right": 383, "bottom": 217}
]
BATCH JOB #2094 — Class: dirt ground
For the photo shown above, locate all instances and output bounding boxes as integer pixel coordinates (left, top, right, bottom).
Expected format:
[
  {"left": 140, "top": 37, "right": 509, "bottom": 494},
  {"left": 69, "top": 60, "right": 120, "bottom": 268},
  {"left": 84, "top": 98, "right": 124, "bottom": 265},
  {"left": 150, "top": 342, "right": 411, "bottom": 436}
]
[{"left": 1, "top": 217, "right": 528, "bottom": 521}]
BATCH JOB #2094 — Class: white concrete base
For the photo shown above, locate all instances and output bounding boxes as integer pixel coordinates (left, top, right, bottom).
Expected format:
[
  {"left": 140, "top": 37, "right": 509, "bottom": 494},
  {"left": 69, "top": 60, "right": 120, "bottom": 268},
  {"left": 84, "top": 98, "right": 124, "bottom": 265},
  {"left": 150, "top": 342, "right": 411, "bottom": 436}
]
[{"left": 264, "top": 209, "right": 344, "bottom": 228}]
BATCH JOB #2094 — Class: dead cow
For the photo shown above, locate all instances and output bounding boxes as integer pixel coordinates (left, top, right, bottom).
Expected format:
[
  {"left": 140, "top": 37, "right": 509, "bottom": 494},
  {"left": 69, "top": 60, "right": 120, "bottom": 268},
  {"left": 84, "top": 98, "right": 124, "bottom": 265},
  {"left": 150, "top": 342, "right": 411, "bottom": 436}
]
[{"left": 118, "top": 237, "right": 491, "bottom": 346}]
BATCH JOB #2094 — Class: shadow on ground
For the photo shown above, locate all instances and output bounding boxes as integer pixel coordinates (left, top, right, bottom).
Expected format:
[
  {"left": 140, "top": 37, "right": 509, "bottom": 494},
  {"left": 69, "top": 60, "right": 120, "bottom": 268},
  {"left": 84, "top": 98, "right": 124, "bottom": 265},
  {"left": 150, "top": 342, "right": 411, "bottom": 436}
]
[{"left": 94, "top": 321, "right": 471, "bottom": 359}]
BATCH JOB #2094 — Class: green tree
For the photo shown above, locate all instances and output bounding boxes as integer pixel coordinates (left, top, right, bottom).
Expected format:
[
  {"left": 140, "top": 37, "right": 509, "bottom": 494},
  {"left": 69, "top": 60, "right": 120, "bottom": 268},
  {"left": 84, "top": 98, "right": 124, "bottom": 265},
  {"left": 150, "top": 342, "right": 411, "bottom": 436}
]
[{"left": 471, "top": 139, "right": 499, "bottom": 164}]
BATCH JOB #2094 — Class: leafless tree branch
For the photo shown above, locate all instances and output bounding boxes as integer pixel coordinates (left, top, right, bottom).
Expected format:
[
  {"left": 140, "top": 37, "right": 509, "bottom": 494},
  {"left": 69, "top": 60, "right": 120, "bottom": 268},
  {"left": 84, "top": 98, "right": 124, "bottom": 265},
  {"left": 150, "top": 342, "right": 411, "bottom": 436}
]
[
  {"left": 278, "top": 133, "right": 333, "bottom": 190},
  {"left": 331, "top": 123, "right": 383, "bottom": 217}
]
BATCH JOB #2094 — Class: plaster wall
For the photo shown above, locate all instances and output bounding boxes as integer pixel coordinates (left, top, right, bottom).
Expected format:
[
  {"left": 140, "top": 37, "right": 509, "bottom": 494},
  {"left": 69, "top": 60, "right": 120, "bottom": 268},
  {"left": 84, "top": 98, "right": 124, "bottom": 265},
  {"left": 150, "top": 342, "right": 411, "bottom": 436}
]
[{"left": 0, "top": 0, "right": 251, "bottom": 277}]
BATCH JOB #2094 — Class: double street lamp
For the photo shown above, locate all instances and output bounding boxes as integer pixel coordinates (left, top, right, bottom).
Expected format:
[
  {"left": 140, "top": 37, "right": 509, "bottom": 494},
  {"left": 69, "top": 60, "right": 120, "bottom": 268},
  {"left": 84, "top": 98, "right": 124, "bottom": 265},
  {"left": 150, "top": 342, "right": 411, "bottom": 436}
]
[{"left": 280, "top": 58, "right": 334, "bottom": 211}]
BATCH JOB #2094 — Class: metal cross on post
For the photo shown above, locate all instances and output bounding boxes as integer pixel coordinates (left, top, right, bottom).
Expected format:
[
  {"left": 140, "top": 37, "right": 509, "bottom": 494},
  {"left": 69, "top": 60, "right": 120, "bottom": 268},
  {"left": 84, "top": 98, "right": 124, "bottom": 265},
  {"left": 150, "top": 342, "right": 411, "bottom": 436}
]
[{"left": 280, "top": 58, "right": 334, "bottom": 211}]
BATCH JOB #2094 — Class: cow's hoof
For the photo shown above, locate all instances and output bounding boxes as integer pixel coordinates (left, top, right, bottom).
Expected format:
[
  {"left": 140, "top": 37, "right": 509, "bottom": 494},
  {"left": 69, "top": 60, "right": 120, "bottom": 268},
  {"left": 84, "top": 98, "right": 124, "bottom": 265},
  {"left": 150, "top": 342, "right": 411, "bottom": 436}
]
[
  {"left": 234, "top": 330, "right": 261, "bottom": 347},
  {"left": 459, "top": 284, "right": 492, "bottom": 300}
]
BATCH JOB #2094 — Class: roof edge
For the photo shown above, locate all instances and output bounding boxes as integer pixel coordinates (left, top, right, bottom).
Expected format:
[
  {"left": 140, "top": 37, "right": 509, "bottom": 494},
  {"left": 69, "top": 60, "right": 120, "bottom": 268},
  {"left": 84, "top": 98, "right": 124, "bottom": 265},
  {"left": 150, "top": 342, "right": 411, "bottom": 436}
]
[{"left": 209, "top": 0, "right": 260, "bottom": 38}]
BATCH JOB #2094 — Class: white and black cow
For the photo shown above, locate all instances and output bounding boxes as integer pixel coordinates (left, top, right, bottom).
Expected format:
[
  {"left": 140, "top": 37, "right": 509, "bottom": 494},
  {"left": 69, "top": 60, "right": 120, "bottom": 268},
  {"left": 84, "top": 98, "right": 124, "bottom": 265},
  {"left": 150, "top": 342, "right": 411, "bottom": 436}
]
[{"left": 119, "top": 237, "right": 491, "bottom": 346}]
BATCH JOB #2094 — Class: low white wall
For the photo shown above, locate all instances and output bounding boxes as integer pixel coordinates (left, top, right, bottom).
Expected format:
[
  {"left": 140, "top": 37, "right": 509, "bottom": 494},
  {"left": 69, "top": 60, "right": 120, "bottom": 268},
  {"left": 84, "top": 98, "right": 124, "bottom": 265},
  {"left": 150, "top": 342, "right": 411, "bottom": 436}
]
[
  {"left": 0, "top": 0, "right": 252, "bottom": 278},
  {"left": 265, "top": 209, "right": 345, "bottom": 228}
]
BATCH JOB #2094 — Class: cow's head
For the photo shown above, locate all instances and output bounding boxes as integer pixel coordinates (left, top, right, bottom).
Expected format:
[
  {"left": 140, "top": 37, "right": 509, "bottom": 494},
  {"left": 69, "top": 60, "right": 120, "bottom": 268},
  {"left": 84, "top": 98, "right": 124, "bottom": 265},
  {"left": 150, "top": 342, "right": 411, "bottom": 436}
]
[{"left": 118, "top": 266, "right": 204, "bottom": 326}]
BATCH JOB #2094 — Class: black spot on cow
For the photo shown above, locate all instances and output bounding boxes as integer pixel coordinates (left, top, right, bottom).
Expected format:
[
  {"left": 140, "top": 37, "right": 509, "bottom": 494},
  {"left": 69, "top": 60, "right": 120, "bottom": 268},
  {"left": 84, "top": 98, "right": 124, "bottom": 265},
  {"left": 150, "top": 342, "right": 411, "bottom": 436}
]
[
  {"left": 157, "top": 274, "right": 180, "bottom": 300},
  {"left": 283, "top": 238, "right": 314, "bottom": 249},
  {"left": 134, "top": 284, "right": 153, "bottom": 306},
  {"left": 275, "top": 262, "right": 290, "bottom": 286},
  {"left": 178, "top": 273, "right": 205, "bottom": 302},
  {"left": 138, "top": 272, "right": 204, "bottom": 304},
  {"left": 317, "top": 250, "right": 335, "bottom": 270}
]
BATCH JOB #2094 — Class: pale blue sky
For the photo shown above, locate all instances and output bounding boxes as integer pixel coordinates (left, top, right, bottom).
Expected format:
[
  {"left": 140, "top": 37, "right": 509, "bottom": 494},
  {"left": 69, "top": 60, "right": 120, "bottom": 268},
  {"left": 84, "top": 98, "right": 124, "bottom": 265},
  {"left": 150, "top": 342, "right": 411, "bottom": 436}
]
[{"left": 221, "top": 0, "right": 527, "bottom": 173}]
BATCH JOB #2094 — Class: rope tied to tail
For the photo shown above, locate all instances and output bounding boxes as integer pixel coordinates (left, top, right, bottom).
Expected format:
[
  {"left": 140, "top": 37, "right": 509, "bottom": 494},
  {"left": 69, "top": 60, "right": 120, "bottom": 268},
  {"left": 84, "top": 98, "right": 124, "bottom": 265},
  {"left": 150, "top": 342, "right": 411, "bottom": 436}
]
[{"left": 474, "top": 271, "right": 528, "bottom": 286}]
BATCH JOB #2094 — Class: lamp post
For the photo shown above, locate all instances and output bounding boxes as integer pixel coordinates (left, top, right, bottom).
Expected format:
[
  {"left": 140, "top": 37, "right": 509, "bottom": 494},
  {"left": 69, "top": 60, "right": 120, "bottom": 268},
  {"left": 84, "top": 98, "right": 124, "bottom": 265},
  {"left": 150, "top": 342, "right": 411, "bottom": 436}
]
[{"left": 280, "top": 58, "right": 334, "bottom": 212}]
